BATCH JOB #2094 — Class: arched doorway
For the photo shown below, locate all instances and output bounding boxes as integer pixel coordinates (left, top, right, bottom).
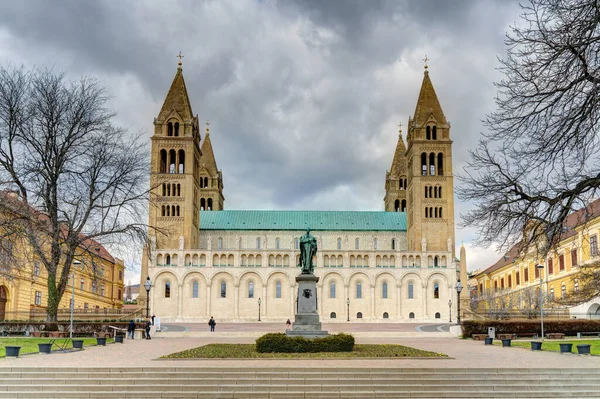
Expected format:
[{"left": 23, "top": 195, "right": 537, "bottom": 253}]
[
  {"left": 0, "top": 286, "right": 7, "bottom": 321},
  {"left": 587, "top": 303, "right": 600, "bottom": 319}
]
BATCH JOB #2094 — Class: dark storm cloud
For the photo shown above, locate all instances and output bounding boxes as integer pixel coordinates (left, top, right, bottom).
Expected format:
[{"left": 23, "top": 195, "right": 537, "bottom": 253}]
[{"left": 0, "top": 0, "right": 523, "bottom": 272}]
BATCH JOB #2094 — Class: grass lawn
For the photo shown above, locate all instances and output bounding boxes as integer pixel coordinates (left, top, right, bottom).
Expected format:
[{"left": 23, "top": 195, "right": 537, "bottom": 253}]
[
  {"left": 0, "top": 337, "right": 114, "bottom": 357},
  {"left": 495, "top": 339, "right": 600, "bottom": 355},
  {"left": 162, "top": 344, "right": 447, "bottom": 359}
]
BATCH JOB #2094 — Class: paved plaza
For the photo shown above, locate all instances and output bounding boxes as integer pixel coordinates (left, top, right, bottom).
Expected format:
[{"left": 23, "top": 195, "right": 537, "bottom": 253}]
[{"left": 1, "top": 323, "right": 599, "bottom": 369}]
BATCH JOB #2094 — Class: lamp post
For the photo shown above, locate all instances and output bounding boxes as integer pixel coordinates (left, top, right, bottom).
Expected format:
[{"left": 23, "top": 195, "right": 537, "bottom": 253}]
[
  {"left": 346, "top": 298, "right": 350, "bottom": 322},
  {"left": 70, "top": 260, "right": 81, "bottom": 339},
  {"left": 455, "top": 280, "right": 463, "bottom": 325},
  {"left": 144, "top": 277, "right": 152, "bottom": 319},
  {"left": 258, "top": 298, "right": 262, "bottom": 322},
  {"left": 448, "top": 299, "right": 452, "bottom": 323},
  {"left": 536, "top": 264, "right": 544, "bottom": 340}
]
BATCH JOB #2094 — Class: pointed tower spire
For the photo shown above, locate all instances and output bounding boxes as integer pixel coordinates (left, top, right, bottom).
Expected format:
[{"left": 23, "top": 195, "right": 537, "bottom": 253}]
[
  {"left": 384, "top": 123, "right": 408, "bottom": 212},
  {"left": 390, "top": 123, "right": 407, "bottom": 176},
  {"left": 199, "top": 122, "right": 225, "bottom": 210},
  {"left": 412, "top": 67, "right": 447, "bottom": 126},
  {"left": 158, "top": 61, "right": 194, "bottom": 121}
]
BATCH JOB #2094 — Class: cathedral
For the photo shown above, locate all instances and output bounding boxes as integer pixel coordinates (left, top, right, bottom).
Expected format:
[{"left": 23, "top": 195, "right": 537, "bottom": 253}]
[{"left": 140, "top": 60, "right": 467, "bottom": 322}]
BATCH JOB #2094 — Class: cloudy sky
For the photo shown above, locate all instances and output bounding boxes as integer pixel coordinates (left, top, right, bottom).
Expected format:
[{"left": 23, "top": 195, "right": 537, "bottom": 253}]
[{"left": 0, "top": 0, "right": 523, "bottom": 284}]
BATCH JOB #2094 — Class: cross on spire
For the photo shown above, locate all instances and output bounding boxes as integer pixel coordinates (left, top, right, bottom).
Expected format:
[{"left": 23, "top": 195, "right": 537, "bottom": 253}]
[
  {"left": 397, "top": 122, "right": 403, "bottom": 133},
  {"left": 423, "top": 55, "right": 430, "bottom": 70},
  {"left": 177, "top": 51, "right": 184, "bottom": 67},
  {"left": 205, "top": 120, "right": 211, "bottom": 134}
]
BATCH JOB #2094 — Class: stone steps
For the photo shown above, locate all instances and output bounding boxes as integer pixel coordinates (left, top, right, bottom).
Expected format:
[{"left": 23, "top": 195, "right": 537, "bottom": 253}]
[{"left": 0, "top": 367, "right": 599, "bottom": 398}]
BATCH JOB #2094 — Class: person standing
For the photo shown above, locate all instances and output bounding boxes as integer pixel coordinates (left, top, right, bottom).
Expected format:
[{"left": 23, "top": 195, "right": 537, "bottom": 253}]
[
  {"left": 145, "top": 320, "right": 152, "bottom": 340},
  {"left": 286, "top": 319, "right": 291, "bottom": 330},
  {"left": 208, "top": 316, "right": 216, "bottom": 332},
  {"left": 127, "top": 320, "right": 135, "bottom": 339}
]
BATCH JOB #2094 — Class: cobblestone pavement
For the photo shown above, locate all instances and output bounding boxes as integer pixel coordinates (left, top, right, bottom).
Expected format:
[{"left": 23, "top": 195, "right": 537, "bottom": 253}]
[
  {"left": 163, "top": 322, "right": 450, "bottom": 333},
  {"left": 1, "top": 335, "right": 599, "bottom": 369}
]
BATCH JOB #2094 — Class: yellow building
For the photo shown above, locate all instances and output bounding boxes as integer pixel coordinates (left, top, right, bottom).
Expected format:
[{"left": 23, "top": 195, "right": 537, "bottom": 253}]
[
  {"left": 0, "top": 192, "right": 125, "bottom": 321},
  {"left": 471, "top": 199, "right": 600, "bottom": 319}
]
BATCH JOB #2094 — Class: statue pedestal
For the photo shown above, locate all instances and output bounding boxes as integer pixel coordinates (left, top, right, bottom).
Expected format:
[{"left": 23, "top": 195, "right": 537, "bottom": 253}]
[{"left": 286, "top": 273, "right": 328, "bottom": 339}]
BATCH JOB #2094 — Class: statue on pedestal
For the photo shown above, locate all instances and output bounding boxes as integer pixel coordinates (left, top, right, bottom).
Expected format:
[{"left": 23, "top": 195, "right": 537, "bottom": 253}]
[{"left": 299, "top": 227, "right": 318, "bottom": 274}]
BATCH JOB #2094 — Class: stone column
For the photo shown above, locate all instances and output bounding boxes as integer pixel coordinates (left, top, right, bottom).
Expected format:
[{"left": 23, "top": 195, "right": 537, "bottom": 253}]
[
  {"left": 396, "top": 283, "right": 402, "bottom": 319},
  {"left": 370, "top": 285, "right": 375, "bottom": 319},
  {"left": 206, "top": 285, "right": 211, "bottom": 316},
  {"left": 234, "top": 283, "right": 239, "bottom": 317},
  {"left": 344, "top": 284, "right": 350, "bottom": 320},
  {"left": 177, "top": 283, "right": 183, "bottom": 320},
  {"left": 262, "top": 286, "right": 267, "bottom": 319}
]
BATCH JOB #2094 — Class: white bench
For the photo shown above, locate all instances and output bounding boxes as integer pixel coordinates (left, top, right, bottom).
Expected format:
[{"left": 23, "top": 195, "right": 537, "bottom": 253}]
[{"left": 577, "top": 331, "right": 600, "bottom": 338}]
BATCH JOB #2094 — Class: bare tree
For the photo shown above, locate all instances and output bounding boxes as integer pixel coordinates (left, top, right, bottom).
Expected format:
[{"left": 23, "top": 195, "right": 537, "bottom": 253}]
[
  {"left": 0, "top": 65, "right": 150, "bottom": 321},
  {"left": 458, "top": 0, "right": 600, "bottom": 257},
  {"left": 519, "top": 286, "right": 540, "bottom": 319}
]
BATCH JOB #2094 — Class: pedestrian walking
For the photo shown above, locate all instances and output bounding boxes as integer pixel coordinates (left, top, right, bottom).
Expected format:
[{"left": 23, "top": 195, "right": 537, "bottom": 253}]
[
  {"left": 145, "top": 320, "right": 152, "bottom": 340},
  {"left": 286, "top": 319, "right": 291, "bottom": 330},
  {"left": 208, "top": 316, "right": 216, "bottom": 332},
  {"left": 127, "top": 320, "right": 135, "bottom": 339}
]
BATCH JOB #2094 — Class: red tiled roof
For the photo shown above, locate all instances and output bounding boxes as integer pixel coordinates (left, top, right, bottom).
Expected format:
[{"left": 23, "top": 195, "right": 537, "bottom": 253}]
[{"left": 482, "top": 198, "right": 600, "bottom": 276}]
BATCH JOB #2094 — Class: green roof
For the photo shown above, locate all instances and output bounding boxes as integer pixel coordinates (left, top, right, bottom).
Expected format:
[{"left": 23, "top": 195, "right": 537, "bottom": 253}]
[{"left": 199, "top": 210, "right": 406, "bottom": 231}]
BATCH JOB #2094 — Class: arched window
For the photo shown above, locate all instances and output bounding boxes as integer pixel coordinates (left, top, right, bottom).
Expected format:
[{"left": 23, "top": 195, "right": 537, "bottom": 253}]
[
  {"left": 248, "top": 282, "right": 254, "bottom": 298},
  {"left": 169, "top": 149, "right": 176, "bottom": 173},
  {"left": 429, "top": 153, "right": 435, "bottom": 175},
  {"left": 394, "top": 199, "right": 400, "bottom": 212},
  {"left": 425, "top": 186, "right": 428, "bottom": 198},
  {"left": 160, "top": 149, "right": 167, "bottom": 173},
  {"left": 165, "top": 281, "right": 171, "bottom": 298},
  {"left": 435, "top": 312, "right": 441, "bottom": 319},
  {"left": 434, "top": 208, "right": 438, "bottom": 218},
  {"left": 174, "top": 122, "right": 180, "bottom": 136},
  {"left": 162, "top": 184, "right": 166, "bottom": 196},
  {"left": 421, "top": 153, "right": 427, "bottom": 176},
  {"left": 200, "top": 198, "right": 205, "bottom": 210},
  {"left": 337, "top": 238, "right": 342, "bottom": 250},
  {"left": 383, "top": 312, "right": 389, "bottom": 319},
  {"left": 437, "top": 153, "right": 444, "bottom": 175},
  {"left": 161, "top": 205, "right": 165, "bottom": 217},
  {"left": 176, "top": 206, "right": 180, "bottom": 216},
  {"left": 257, "top": 237, "right": 261, "bottom": 249},
  {"left": 330, "top": 312, "right": 336, "bottom": 319},
  {"left": 425, "top": 207, "right": 429, "bottom": 218},
  {"left": 382, "top": 282, "right": 388, "bottom": 299},
  {"left": 434, "top": 256, "right": 439, "bottom": 267},
  {"left": 177, "top": 184, "right": 181, "bottom": 196},
  {"left": 355, "top": 238, "right": 360, "bottom": 249},
  {"left": 276, "top": 281, "right": 282, "bottom": 298},
  {"left": 356, "top": 282, "right": 362, "bottom": 299},
  {"left": 426, "top": 126, "right": 431, "bottom": 140},
  {"left": 428, "top": 186, "right": 433, "bottom": 198},
  {"left": 178, "top": 150, "right": 185, "bottom": 173},
  {"left": 432, "top": 126, "right": 437, "bottom": 140},
  {"left": 204, "top": 177, "right": 208, "bottom": 187},
  {"left": 166, "top": 254, "right": 171, "bottom": 265},
  {"left": 439, "top": 207, "right": 443, "bottom": 218},
  {"left": 401, "top": 199, "right": 406, "bottom": 212},
  {"left": 276, "top": 238, "right": 280, "bottom": 249},
  {"left": 408, "top": 282, "right": 414, "bottom": 299},
  {"left": 374, "top": 238, "right": 378, "bottom": 250},
  {"left": 433, "top": 282, "right": 439, "bottom": 299},
  {"left": 192, "top": 281, "right": 199, "bottom": 298},
  {"left": 399, "top": 179, "right": 403, "bottom": 189},
  {"left": 167, "top": 122, "right": 173, "bottom": 136},
  {"left": 207, "top": 198, "right": 213, "bottom": 210},
  {"left": 218, "top": 237, "right": 223, "bottom": 249},
  {"left": 409, "top": 312, "right": 415, "bottom": 319},
  {"left": 220, "top": 281, "right": 227, "bottom": 298},
  {"left": 200, "top": 177, "right": 204, "bottom": 188},
  {"left": 439, "top": 186, "right": 442, "bottom": 198},
  {"left": 357, "top": 312, "right": 363, "bottom": 319},
  {"left": 391, "top": 239, "right": 396, "bottom": 250},
  {"left": 561, "top": 284, "right": 566, "bottom": 298},
  {"left": 330, "top": 282, "right": 336, "bottom": 298}
]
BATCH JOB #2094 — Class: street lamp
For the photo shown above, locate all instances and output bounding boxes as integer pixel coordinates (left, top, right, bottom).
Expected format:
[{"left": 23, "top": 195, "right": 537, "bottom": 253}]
[
  {"left": 455, "top": 280, "right": 463, "bottom": 325},
  {"left": 258, "top": 298, "right": 262, "bottom": 322},
  {"left": 346, "top": 298, "right": 350, "bottom": 322},
  {"left": 536, "top": 264, "right": 544, "bottom": 340},
  {"left": 70, "top": 260, "right": 81, "bottom": 339},
  {"left": 144, "top": 277, "right": 152, "bottom": 318},
  {"left": 448, "top": 299, "right": 452, "bottom": 323}
]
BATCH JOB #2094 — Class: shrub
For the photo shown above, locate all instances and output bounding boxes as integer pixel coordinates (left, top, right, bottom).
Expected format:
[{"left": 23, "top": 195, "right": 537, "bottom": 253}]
[
  {"left": 255, "top": 333, "right": 355, "bottom": 353},
  {"left": 462, "top": 320, "right": 600, "bottom": 337}
]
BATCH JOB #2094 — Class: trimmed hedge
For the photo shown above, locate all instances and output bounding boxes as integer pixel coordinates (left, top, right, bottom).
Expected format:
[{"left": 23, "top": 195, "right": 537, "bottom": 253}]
[
  {"left": 0, "top": 321, "right": 143, "bottom": 335},
  {"left": 255, "top": 333, "right": 355, "bottom": 353},
  {"left": 462, "top": 320, "right": 600, "bottom": 337}
]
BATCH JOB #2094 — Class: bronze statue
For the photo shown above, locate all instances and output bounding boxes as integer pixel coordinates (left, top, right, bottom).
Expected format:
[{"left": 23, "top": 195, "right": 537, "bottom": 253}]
[{"left": 299, "top": 227, "right": 318, "bottom": 274}]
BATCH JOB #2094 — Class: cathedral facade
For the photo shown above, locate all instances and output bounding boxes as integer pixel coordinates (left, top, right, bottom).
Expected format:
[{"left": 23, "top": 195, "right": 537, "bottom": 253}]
[{"left": 140, "top": 61, "right": 465, "bottom": 322}]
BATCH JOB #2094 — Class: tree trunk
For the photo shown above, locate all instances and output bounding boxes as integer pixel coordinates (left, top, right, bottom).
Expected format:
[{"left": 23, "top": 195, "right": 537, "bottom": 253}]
[{"left": 46, "top": 274, "right": 62, "bottom": 322}]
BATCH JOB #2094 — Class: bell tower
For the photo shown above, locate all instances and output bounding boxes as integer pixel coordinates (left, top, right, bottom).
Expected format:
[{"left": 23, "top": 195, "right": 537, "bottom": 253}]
[
  {"left": 140, "top": 58, "right": 202, "bottom": 292},
  {"left": 406, "top": 65, "right": 455, "bottom": 256},
  {"left": 198, "top": 123, "right": 225, "bottom": 211},
  {"left": 384, "top": 124, "right": 408, "bottom": 212}
]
